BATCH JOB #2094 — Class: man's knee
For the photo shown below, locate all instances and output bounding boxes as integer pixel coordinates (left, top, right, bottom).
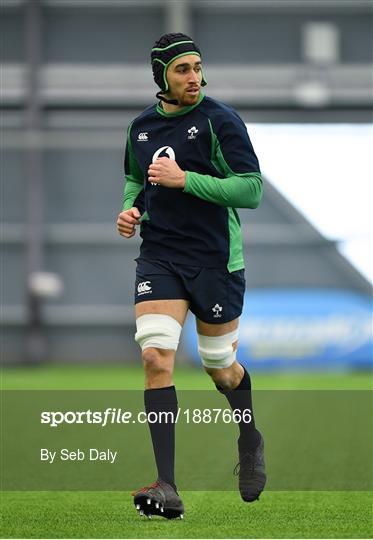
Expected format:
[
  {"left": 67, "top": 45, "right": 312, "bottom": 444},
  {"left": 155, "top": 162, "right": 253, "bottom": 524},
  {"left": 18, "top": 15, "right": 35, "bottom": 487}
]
[
  {"left": 205, "top": 363, "right": 243, "bottom": 391},
  {"left": 204, "top": 366, "right": 231, "bottom": 389},
  {"left": 135, "top": 313, "right": 181, "bottom": 384},
  {"left": 197, "top": 327, "right": 242, "bottom": 391},
  {"left": 142, "top": 347, "right": 174, "bottom": 376}
]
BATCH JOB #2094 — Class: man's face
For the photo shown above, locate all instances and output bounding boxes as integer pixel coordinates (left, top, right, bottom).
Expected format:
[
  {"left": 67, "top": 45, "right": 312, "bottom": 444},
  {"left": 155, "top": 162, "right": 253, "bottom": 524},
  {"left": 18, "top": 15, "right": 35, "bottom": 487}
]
[{"left": 166, "top": 54, "right": 203, "bottom": 106}]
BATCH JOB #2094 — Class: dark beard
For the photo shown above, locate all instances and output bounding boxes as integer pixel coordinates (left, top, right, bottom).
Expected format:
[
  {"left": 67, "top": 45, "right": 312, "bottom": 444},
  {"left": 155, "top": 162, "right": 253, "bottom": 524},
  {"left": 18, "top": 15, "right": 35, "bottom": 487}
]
[{"left": 179, "top": 92, "right": 200, "bottom": 106}]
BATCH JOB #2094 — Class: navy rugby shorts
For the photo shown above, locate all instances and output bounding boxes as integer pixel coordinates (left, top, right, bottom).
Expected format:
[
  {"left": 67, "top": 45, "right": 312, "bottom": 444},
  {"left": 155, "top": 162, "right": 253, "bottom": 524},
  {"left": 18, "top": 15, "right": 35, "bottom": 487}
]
[{"left": 134, "top": 258, "right": 245, "bottom": 324}]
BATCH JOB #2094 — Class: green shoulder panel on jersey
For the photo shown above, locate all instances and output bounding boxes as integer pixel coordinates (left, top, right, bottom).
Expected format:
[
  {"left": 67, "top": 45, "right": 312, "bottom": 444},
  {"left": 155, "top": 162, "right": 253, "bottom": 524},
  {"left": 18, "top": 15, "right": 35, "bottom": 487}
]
[
  {"left": 207, "top": 120, "right": 244, "bottom": 272},
  {"left": 184, "top": 119, "right": 262, "bottom": 272},
  {"left": 227, "top": 207, "right": 244, "bottom": 272},
  {"left": 122, "top": 122, "right": 144, "bottom": 211}
]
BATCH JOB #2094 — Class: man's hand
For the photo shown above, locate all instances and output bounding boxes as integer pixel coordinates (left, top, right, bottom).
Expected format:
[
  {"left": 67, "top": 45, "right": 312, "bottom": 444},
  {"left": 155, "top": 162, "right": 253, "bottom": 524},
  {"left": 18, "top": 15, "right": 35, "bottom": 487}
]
[
  {"left": 117, "top": 207, "right": 141, "bottom": 238},
  {"left": 148, "top": 157, "right": 186, "bottom": 188}
]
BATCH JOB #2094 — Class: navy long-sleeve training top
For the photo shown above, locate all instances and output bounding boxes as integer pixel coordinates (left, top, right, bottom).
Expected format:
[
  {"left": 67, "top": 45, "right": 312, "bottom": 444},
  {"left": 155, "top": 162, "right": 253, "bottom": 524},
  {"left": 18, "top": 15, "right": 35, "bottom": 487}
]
[{"left": 123, "top": 93, "right": 262, "bottom": 272}]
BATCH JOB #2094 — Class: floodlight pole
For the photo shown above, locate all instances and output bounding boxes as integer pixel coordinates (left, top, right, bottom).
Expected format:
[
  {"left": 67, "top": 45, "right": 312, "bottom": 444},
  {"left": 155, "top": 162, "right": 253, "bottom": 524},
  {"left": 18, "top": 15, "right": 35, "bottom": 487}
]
[
  {"left": 24, "top": 0, "right": 46, "bottom": 364},
  {"left": 165, "top": 0, "right": 191, "bottom": 37}
]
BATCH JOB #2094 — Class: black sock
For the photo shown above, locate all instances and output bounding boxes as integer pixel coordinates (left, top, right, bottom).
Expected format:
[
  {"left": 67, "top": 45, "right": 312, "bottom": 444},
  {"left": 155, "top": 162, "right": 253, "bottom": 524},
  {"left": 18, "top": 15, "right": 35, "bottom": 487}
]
[
  {"left": 144, "top": 386, "right": 178, "bottom": 489},
  {"left": 216, "top": 366, "right": 261, "bottom": 451}
]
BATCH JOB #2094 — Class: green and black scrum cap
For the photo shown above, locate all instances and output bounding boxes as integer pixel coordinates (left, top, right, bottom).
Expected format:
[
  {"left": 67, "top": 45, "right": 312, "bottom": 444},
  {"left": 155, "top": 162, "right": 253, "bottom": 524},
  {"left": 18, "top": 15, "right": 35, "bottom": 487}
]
[{"left": 151, "top": 33, "right": 207, "bottom": 103}]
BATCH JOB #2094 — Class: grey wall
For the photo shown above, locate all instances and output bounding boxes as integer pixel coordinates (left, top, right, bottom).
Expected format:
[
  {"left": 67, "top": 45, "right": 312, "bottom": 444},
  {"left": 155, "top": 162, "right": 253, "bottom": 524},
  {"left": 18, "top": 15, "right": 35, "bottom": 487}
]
[{"left": 2, "top": 2, "right": 372, "bottom": 63}]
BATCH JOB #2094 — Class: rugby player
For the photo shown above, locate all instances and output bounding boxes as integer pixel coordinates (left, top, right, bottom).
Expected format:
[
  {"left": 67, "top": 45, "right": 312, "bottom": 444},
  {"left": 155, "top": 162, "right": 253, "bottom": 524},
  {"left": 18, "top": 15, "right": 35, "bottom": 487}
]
[{"left": 117, "top": 33, "right": 266, "bottom": 520}]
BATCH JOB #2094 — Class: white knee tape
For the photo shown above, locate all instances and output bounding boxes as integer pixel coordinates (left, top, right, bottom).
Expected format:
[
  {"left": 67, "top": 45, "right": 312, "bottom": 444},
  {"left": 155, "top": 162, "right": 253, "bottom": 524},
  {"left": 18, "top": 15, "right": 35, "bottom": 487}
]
[
  {"left": 198, "top": 328, "right": 239, "bottom": 369},
  {"left": 135, "top": 314, "right": 182, "bottom": 351}
]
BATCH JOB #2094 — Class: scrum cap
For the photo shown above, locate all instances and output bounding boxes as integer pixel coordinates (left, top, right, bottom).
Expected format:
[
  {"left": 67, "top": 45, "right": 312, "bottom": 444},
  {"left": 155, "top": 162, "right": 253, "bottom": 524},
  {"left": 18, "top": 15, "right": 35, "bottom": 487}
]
[{"left": 151, "top": 32, "right": 207, "bottom": 104}]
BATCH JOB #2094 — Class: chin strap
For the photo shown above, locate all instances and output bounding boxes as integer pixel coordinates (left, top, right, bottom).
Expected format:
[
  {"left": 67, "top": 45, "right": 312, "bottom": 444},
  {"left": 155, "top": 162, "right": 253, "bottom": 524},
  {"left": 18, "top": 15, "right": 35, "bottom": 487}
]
[{"left": 156, "top": 91, "right": 179, "bottom": 105}]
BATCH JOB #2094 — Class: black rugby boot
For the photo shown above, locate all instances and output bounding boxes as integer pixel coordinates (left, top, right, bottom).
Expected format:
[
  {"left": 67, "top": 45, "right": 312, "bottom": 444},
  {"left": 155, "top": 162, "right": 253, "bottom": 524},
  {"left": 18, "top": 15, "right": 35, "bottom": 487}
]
[
  {"left": 234, "top": 432, "right": 266, "bottom": 502},
  {"left": 132, "top": 479, "right": 184, "bottom": 519}
]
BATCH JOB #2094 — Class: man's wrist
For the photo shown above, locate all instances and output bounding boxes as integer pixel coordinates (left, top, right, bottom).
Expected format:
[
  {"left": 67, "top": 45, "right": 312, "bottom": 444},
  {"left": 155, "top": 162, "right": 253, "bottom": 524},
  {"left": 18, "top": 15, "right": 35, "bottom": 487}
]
[
  {"left": 179, "top": 170, "right": 186, "bottom": 189},
  {"left": 182, "top": 171, "right": 189, "bottom": 191}
]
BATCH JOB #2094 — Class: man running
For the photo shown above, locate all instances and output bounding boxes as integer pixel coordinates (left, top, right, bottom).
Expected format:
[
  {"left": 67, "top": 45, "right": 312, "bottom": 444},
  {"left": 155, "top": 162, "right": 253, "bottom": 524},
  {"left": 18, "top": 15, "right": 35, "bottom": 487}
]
[{"left": 117, "top": 33, "right": 266, "bottom": 520}]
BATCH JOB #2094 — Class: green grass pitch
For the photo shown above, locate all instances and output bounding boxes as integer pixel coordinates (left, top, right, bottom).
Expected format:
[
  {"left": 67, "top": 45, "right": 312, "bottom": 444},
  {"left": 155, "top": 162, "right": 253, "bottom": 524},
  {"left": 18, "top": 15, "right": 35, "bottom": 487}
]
[{"left": 1, "top": 364, "right": 372, "bottom": 539}]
